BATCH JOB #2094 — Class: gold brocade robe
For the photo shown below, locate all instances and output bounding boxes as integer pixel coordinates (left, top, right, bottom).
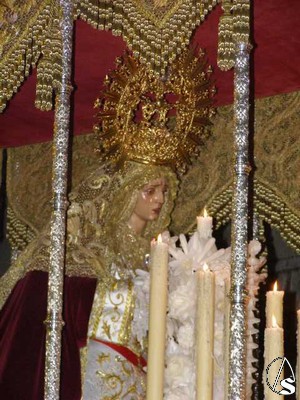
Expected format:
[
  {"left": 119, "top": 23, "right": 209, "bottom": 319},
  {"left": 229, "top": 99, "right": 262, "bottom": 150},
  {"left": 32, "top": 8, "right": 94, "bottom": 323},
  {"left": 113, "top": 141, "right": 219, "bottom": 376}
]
[{"left": 82, "top": 272, "right": 146, "bottom": 399}]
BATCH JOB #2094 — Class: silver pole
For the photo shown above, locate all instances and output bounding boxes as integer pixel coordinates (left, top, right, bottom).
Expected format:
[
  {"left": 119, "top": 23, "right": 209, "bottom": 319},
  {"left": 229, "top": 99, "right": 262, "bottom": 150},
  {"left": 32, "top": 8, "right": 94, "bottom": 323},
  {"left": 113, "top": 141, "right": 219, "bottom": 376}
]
[
  {"left": 44, "top": 1, "right": 74, "bottom": 399},
  {"left": 228, "top": 42, "right": 252, "bottom": 400}
]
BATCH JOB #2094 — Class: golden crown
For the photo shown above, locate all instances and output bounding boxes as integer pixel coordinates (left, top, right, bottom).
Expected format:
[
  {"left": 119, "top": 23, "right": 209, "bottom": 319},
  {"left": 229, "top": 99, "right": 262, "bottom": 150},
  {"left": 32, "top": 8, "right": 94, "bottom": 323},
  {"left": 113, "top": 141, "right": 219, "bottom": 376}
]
[{"left": 94, "top": 48, "right": 215, "bottom": 173}]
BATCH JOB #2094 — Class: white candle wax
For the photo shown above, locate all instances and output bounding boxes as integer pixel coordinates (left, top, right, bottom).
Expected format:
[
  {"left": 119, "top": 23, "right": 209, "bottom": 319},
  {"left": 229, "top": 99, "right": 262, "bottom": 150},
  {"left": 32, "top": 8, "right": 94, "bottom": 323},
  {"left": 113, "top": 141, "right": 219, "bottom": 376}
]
[
  {"left": 197, "top": 208, "right": 213, "bottom": 239},
  {"left": 196, "top": 265, "right": 215, "bottom": 400},
  {"left": 146, "top": 235, "right": 169, "bottom": 400},
  {"left": 266, "top": 282, "right": 284, "bottom": 328},
  {"left": 264, "top": 317, "right": 284, "bottom": 400}
]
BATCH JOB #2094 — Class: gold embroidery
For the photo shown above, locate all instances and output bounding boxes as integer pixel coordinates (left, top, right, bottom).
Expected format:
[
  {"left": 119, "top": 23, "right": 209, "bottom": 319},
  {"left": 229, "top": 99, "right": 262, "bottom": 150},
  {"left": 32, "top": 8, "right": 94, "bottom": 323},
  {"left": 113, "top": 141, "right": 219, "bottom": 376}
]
[
  {"left": 90, "top": 281, "right": 108, "bottom": 339},
  {"left": 97, "top": 353, "right": 110, "bottom": 365},
  {"left": 119, "top": 359, "right": 132, "bottom": 377},
  {"left": 123, "top": 384, "right": 139, "bottom": 397},
  {"left": 171, "top": 91, "right": 300, "bottom": 253},
  {"left": 91, "top": 348, "right": 144, "bottom": 399},
  {"left": 0, "top": 0, "right": 220, "bottom": 109},
  {"left": 102, "top": 321, "right": 112, "bottom": 341},
  {"left": 118, "top": 280, "right": 134, "bottom": 345},
  {"left": 80, "top": 346, "right": 88, "bottom": 385}
]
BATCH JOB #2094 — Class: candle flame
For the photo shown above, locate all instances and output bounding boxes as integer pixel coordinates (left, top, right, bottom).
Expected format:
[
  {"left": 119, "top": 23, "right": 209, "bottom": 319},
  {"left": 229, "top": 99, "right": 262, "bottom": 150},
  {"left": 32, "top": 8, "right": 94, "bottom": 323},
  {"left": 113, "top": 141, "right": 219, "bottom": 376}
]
[
  {"left": 203, "top": 263, "right": 209, "bottom": 271},
  {"left": 273, "top": 281, "right": 278, "bottom": 292},
  {"left": 272, "top": 315, "right": 278, "bottom": 328},
  {"left": 203, "top": 207, "right": 209, "bottom": 218},
  {"left": 157, "top": 234, "right": 162, "bottom": 243}
]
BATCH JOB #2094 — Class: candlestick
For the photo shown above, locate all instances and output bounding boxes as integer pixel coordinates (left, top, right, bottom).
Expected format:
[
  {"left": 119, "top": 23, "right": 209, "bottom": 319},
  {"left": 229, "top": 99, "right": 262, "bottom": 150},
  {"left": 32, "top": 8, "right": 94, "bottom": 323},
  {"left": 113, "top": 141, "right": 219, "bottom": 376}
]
[
  {"left": 266, "top": 281, "right": 284, "bottom": 328},
  {"left": 146, "top": 234, "right": 169, "bottom": 400},
  {"left": 196, "top": 263, "right": 215, "bottom": 400},
  {"left": 197, "top": 207, "right": 213, "bottom": 239},
  {"left": 264, "top": 316, "right": 284, "bottom": 400}
]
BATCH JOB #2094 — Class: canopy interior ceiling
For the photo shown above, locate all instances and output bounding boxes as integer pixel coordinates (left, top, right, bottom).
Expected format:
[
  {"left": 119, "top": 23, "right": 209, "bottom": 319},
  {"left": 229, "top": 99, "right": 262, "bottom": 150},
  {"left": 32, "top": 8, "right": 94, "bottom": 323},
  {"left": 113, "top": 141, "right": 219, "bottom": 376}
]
[{"left": 0, "top": 1, "right": 300, "bottom": 148}]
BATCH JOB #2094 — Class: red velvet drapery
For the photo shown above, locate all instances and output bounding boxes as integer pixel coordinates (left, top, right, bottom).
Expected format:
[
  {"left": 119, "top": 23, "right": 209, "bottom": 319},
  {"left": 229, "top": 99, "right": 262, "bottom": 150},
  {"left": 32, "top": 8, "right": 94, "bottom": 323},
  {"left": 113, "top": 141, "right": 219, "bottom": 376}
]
[{"left": 0, "top": 271, "right": 96, "bottom": 400}]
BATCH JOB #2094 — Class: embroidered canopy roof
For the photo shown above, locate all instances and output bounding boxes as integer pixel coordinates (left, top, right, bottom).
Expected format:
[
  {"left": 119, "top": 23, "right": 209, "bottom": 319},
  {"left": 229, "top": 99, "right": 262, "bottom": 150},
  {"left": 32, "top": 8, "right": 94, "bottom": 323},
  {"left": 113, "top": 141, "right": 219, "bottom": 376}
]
[{"left": 0, "top": 1, "right": 299, "bottom": 147}]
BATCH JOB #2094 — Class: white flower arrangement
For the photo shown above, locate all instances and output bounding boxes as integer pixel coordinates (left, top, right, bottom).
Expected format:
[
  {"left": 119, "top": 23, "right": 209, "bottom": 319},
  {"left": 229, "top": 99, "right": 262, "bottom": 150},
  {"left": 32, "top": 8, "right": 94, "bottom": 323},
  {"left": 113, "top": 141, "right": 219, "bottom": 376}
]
[
  {"left": 131, "top": 230, "right": 266, "bottom": 399},
  {"left": 165, "top": 230, "right": 231, "bottom": 400}
]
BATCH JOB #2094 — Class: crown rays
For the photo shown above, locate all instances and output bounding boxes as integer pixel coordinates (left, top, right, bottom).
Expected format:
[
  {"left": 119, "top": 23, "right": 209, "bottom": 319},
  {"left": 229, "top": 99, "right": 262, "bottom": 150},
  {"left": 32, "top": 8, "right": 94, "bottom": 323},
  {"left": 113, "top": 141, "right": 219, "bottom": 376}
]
[{"left": 94, "top": 49, "right": 215, "bottom": 173}]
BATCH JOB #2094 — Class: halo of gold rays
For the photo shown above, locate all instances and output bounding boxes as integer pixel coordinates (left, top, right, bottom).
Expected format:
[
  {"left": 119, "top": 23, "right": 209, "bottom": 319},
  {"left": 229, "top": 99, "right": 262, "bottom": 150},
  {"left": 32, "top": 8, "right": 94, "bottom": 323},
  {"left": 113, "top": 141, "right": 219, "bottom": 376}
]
[{"left": 94, "top": 48, "right": 215, "bottom": 174}]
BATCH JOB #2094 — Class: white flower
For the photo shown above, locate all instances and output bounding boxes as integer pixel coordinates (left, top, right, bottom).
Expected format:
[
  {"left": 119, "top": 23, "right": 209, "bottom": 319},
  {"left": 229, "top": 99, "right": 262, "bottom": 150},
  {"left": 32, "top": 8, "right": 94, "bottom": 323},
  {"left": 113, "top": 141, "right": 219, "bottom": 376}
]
[
  {"left": 168, "top": 281, "right": 196, "bottom": 322},
  {"left": 164, "top": 386, "right": 193, "bottom": 400},
  {"left": 166, "top": 337, "right": 181, "bottom": 356},
  {"left": 164, "top": 231, "right": 239, "bottom": 399},
  {"left": 177, "top": 323, "right": 194, "bottom": 350},
  {"left": 165, "top": 354, "right": 194, "bottom": 389},
  {"left": 166, "top": 318, "right": 177, "bottom": 339},
  {"left": 132, "top": 269, "right": 150, "bottom": 346},
  {"left": 161, "top": 230, "right": 178, "bottom": 247}
]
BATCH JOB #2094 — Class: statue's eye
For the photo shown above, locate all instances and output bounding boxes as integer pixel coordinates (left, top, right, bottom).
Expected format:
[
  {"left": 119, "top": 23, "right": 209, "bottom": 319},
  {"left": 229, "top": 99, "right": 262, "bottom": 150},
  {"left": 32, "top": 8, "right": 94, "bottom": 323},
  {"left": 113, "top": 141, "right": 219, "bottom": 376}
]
[{"left": 145, "top": 188, "right": 155, "bottom": 196}]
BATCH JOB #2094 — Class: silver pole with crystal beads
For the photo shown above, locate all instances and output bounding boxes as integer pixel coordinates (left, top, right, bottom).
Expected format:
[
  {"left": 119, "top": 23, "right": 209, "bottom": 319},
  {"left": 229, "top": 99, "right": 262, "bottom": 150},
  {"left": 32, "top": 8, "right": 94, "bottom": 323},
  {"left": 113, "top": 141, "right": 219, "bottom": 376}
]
[
  {"left": 44, "top": 1, "right": 74, "bottom": 399},
  {"left": 228, "top": 42, "right": 252, "bottom": 400}
]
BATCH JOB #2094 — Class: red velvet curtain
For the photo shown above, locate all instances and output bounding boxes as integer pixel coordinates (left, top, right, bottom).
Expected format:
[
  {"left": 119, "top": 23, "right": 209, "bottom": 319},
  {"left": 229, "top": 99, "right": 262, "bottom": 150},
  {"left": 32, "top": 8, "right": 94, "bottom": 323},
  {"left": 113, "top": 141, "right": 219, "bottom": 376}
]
[{"left": 0, "top": 270, "right": 96, "bottom": 399}]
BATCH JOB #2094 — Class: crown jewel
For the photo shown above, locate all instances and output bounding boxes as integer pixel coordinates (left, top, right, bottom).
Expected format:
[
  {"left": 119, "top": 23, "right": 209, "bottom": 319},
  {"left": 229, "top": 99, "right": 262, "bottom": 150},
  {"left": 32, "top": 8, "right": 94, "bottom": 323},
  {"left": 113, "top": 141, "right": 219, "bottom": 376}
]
[{"left": 94, "top": 49, "right": 215, "bottom": 173}]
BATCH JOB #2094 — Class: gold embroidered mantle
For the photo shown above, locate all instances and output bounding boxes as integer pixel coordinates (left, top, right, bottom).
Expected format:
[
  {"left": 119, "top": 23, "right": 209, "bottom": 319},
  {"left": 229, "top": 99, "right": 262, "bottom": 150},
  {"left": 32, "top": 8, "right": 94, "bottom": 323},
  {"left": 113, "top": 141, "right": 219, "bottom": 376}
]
[
  {"left": 171, "top": 91, "right": 300, "bottom": 252},
  {"left": 0, "top": 160, "right": 178, "bottom": 309},
  {"left": 5, "top": 91, "right": 300, "bottom": 254},
  {"left": 88, "top": 278, "right": 138, "bottom": 353},
  {"left": 82, "top": 339, "right": 145, "bottom": 399}
]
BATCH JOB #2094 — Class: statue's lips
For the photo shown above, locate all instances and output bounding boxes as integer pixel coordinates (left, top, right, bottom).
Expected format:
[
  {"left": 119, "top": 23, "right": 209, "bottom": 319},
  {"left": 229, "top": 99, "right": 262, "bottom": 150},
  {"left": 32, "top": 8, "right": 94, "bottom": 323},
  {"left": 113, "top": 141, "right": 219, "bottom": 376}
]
[{"left": 152, "top": 207, "right": 162, "bottom": 215}]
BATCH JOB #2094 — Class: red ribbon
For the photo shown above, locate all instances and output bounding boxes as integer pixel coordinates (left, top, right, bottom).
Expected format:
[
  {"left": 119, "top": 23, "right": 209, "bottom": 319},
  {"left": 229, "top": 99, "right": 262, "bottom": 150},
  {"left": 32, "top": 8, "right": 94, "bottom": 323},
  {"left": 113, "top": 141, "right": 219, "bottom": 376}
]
[{"left": 92, "top": 338, "right": 147, "bottom": 370}]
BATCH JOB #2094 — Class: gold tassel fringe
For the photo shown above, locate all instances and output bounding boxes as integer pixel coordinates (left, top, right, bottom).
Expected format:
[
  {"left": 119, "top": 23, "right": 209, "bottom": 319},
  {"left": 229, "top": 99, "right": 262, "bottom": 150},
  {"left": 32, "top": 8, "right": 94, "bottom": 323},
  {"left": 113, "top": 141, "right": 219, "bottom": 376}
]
[{"left": 217, "top": 0, "right": 235, "bottom": 71}]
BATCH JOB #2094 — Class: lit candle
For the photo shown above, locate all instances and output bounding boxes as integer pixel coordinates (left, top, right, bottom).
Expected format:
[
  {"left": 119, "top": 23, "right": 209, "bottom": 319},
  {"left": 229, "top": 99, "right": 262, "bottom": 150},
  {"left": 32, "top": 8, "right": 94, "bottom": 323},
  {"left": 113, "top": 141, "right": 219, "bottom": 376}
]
[
  {"left": 146, "top": 234, "right": 169, "bottom": 400},
  {"left": 266, "top": 281, "right": 284, "bottom": 328},
  {"left": 264, "top": 315, "right": 284, "bottom": 399},
  {"left": 196, "top": 263, "right": 215, "bottom": 400},
  {"left": 197, "top": 208, "right": 213, "bottom": 239}
]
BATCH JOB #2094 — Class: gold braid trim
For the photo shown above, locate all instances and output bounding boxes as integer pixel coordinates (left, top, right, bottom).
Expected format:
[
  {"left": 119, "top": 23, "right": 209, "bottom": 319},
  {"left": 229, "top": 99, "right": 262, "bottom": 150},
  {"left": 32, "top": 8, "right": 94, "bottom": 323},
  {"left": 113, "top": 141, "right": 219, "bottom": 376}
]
[
  {"left": 232, "top": 0, "right": 250, "bottom": 44},
  {"left": 6, "top": 206, "right": 36, "bottom": 254},
  {"left": 35, "top": 10, "right": 63, "bottom": 111},
  {"left": 0, "top": 232, "right": 39, "bottom": 310},
  {"left": 217, "top": 0, "right": 250, "bottom": 71},
  {"left": 171, "top": 91, "right": 300, "bottom": 252},
  {"left": 0, "top": 0, "right": 62, "bottom": 112},
  {"left": 217, "top": 0, "right": 235, "bottom": 71},
  {"left": 254, "top": 179, "right": 300, "bottom": 253},
  {"left": 0, "top": 0, "right": 219, "bottom": 111},
  {"left": 206, "top": 178, "right": 300, "bottom": 254},
  {"left": 76, "top": 0, "right": 219, "bottom": 76},
  {"left": 0, "top": 0, "right": 250, "bottom": 110}
]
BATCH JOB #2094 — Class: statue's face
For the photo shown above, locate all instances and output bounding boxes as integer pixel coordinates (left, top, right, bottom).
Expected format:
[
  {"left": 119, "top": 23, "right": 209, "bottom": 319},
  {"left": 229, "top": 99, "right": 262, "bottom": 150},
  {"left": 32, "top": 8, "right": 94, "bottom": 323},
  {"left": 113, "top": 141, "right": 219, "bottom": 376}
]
[{"left": 133, "top": 177, "right": 168, "bottom": 222}]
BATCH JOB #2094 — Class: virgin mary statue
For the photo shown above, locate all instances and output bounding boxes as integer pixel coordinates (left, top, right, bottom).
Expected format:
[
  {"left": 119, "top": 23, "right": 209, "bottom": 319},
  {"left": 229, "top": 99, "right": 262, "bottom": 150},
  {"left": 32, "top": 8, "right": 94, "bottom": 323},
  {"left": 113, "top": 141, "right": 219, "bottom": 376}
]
[{"left": 0, "top": 50, "right": 213, "bottom": 399}]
